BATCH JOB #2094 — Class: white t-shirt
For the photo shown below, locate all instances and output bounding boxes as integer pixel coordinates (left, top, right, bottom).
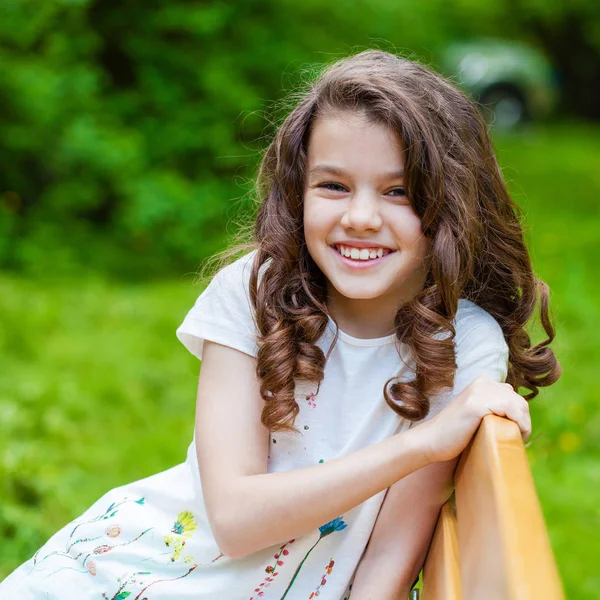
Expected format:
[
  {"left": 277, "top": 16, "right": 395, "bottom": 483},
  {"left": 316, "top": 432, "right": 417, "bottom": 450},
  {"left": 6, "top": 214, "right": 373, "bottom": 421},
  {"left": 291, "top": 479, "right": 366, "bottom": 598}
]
[
  {"left": 0, "top": 249, "right": 508, "bottom": 600},
  {"left": 175, "top": 249, "right": 509, "bottom": 599}
]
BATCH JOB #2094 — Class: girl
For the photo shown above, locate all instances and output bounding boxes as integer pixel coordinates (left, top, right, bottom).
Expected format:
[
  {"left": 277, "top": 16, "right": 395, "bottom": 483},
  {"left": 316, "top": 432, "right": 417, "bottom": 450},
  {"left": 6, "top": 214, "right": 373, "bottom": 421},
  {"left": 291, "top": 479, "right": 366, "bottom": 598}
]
[{"left": 1, "top": 50, "right": 560, "bottom": 599}]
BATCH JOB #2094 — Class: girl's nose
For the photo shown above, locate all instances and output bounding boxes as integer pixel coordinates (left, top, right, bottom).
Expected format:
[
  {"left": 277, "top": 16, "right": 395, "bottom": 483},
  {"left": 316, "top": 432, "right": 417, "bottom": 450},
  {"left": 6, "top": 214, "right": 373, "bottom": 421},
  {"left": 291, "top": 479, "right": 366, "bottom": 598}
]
[{"left": 340, "top": 193, "right": 383, "bottom": 231}]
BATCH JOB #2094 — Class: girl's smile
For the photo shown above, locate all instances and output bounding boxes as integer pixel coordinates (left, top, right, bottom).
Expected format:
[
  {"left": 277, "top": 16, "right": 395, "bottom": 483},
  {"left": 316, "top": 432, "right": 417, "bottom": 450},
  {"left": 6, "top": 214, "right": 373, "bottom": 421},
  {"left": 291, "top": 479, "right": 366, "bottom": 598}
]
[{"left": 331, "top": 244, "right": 397, "bottom": 270}]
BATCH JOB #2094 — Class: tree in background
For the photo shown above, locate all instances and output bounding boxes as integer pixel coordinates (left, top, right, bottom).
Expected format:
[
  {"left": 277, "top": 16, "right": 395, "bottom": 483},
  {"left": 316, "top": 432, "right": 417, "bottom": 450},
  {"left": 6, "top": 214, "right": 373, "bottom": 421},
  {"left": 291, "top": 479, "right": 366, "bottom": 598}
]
[{"left": 0, "top": 0, "right": 598, "bottom": 277}]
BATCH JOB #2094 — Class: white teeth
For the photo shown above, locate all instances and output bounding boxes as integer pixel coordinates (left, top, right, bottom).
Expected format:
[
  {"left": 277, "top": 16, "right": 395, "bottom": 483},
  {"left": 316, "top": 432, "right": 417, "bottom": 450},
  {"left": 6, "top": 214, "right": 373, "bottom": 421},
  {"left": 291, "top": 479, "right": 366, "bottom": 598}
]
[{"left": 335, "top": 245, "right": 391, "bottom": 261}]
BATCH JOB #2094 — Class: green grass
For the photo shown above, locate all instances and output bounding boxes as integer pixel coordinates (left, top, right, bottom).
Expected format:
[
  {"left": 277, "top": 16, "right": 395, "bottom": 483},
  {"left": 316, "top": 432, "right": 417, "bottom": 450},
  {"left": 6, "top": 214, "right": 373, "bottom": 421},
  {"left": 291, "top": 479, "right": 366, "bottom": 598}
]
[
  {"left": 0, "top": 275, "right": 203, "bottom": 572},
  {"left": 1, "top": 121, "right": 599, "bottom": 598}
]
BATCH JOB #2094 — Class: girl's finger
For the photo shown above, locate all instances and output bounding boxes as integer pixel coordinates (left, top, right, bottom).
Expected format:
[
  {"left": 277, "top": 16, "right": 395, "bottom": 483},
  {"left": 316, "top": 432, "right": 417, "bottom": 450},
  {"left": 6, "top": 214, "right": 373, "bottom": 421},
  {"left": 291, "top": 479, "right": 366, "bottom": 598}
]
[{"left": 491, "top": 396, "right": 531, "bottom": 442}]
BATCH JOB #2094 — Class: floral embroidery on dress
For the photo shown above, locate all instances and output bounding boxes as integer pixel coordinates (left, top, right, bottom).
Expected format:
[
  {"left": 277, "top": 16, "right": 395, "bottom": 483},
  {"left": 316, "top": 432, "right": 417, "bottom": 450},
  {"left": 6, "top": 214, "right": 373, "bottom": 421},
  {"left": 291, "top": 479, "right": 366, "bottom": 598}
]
[
  {"left": 29, "top": 497, "right": 149, "bottom": 579},
  {"left": 100, "top": 509, "right": 208, "bottom": 599},
  {"left": 305, "top": 393, "right": 317, "bottom": 409},
  {"left": 22, "top": 495, "right": 214, "bottom": 599},
  {"left": 102, "top": 571, "right": 152, "bottom": 600},
  {"left": 308, "top": 558, "right": 335, "bottom": 598},
  {"left": 280, "top": 517, "right": 347, "bottom": 599},
  {"left": 163, "top": 510, "right": 198, "bottom": 563},
  {"left": 249, "top": 539, "right": 296, "bottom": 599},
  {"left": 107, "top": 565, "right": 201, "bottom": 600}
]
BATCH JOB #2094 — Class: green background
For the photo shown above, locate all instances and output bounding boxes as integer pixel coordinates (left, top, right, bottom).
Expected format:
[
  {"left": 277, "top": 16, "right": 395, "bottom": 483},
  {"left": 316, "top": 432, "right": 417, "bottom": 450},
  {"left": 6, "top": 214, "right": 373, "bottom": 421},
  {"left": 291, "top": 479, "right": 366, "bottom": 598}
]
[{"left": 1, "top": 1, "right": 599, "bottom": 598}]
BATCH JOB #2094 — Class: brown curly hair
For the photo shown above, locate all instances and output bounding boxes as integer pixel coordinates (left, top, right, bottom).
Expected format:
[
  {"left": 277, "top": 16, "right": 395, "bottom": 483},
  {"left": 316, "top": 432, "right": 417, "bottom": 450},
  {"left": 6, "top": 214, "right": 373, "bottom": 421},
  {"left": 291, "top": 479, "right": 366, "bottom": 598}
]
[{"left": 208, "top": 49, "right": 561, "bottom": 435}]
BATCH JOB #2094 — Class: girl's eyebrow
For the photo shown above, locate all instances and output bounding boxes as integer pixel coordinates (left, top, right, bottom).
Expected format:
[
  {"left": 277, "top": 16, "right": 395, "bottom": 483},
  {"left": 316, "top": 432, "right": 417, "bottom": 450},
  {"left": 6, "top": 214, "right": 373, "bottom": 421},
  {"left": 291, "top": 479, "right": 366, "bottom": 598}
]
[{"left": 308, "top": 164, "right": 405, "bottom": 179}]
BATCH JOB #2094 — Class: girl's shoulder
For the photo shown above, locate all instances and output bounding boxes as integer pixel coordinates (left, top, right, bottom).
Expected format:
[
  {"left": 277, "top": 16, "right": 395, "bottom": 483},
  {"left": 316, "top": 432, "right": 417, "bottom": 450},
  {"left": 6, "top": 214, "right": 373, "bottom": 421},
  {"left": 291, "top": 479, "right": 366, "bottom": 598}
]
[
  {"left": 454, "top": 298, "right": 506, "bottom": 350},
  {"left": 208, "top": 249, "right": 258, "bottom": 290},
  {"left": 176, "top": 249, "right": 260, "bottom": 361}
]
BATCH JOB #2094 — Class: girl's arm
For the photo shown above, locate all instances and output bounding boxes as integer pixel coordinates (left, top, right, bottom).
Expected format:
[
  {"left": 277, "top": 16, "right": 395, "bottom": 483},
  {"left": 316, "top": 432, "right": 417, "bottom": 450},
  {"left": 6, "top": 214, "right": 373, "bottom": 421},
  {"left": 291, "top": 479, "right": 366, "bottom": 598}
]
[
  {"left": 348, "top": 457, "right": 459, "bottom": 599},
  {"left": 196, "top": 340, "right": 431, "bottom": 559}
]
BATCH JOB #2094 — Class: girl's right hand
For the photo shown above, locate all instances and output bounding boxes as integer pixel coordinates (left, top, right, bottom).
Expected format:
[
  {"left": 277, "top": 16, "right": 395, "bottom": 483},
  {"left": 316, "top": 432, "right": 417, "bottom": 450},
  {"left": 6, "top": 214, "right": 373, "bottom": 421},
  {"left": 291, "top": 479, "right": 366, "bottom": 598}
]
[{"left": 414, "top": 376, "right": 532, "bottom": 463}]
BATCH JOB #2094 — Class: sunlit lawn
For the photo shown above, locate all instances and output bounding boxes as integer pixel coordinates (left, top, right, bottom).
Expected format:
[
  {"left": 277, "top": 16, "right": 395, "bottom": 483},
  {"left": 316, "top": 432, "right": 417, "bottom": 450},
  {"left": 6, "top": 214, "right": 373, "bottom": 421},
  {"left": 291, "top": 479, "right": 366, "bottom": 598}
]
[{"left": 1, "top": 121, "right": 598, "bottom": 598}]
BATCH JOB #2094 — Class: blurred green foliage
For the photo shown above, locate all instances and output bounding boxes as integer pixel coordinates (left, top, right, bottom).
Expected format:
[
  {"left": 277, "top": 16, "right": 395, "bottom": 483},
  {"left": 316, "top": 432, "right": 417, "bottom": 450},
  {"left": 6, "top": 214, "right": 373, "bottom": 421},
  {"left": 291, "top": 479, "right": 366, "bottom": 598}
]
[{"left": 1, "top": 0, "right": 599, "bottom": 277}]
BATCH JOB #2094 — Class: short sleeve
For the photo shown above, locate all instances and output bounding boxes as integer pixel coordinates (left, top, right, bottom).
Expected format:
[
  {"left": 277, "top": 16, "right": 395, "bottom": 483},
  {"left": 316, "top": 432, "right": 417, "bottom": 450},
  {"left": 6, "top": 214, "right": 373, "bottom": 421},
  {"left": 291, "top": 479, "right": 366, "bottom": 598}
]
[
  {"left": 412, "top": 299, "right": 509, "bottom": 425},
  {"left": 176, "top": 251, "right": 260, "bottom": 360}
]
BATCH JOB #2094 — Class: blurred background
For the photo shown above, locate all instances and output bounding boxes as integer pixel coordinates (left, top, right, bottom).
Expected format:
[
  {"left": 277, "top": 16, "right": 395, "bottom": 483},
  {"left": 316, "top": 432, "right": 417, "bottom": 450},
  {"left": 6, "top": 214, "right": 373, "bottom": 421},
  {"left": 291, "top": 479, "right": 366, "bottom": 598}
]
[{"left": 0, "top": 0, "right": 598, "bottom": 596}]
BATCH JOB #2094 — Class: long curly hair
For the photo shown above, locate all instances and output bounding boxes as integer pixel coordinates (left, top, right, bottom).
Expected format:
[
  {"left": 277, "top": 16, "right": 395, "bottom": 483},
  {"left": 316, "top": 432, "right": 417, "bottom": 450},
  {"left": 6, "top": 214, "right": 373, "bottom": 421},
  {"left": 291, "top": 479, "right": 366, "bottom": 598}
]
[{"left": 209, "top": 49, "right": 561, "bottom": 435}]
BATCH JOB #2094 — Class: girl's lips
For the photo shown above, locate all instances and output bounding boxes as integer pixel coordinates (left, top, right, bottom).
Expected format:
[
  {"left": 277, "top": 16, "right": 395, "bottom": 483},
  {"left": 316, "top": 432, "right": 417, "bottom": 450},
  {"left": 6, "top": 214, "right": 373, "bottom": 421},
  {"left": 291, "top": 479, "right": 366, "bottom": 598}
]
[{"left": 332, "top": 246, "right": 396, "bottom": 269}]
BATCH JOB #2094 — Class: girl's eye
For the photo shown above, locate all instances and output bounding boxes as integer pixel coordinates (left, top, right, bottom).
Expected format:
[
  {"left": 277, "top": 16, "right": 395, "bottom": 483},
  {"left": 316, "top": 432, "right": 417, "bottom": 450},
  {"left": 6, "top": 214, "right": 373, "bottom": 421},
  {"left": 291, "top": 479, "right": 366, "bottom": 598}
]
[
  {"left": 318, "top": 183, "right": 406, "bottom": 197},
  {"left": 387, "top": 188, "right": 406, "bottom": 197},
  {"left": 319, "top": 182, "right": 347, "bottom": 192}
]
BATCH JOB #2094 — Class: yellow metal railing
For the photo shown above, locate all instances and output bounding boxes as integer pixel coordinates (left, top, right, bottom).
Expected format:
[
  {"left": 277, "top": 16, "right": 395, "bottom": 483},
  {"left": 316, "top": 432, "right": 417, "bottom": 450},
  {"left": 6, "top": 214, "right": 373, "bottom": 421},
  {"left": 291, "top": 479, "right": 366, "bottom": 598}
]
[{"left": 420, "top": 414, "right": 565, "bottom": 600}]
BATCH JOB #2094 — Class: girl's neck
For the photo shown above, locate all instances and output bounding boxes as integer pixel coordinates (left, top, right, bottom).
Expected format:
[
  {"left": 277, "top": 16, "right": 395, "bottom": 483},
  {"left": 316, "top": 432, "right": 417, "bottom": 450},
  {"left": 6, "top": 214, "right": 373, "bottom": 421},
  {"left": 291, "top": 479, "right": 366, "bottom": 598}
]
[
  {"left": 326, "top": 291, "right": 402, "bottom": 340},
  {"left": 324, "top": 266, "right": 429, "bottom": 339}
]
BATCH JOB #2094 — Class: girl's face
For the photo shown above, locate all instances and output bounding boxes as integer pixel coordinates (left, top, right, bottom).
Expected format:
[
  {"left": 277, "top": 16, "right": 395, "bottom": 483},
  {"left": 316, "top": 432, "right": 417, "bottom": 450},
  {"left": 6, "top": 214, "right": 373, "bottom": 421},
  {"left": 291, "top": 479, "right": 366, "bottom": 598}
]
[{"left": 303, "top": 111, "right": 430, "bottom": 323}]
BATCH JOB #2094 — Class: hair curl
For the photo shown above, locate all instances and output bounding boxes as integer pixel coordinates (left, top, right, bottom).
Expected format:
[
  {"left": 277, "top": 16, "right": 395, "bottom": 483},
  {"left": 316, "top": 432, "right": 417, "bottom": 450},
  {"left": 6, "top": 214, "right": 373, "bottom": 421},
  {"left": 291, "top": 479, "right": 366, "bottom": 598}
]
[{"left": 210, "top": 49, "right": 561, "bottom": 434}]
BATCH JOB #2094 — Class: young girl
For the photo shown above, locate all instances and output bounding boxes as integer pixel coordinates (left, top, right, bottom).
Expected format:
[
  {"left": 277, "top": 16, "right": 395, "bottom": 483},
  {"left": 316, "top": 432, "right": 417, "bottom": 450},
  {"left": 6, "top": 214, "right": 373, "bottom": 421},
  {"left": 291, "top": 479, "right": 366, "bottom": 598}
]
[{"left": 1, "top": 50, "right": 560, "bottom": 599}]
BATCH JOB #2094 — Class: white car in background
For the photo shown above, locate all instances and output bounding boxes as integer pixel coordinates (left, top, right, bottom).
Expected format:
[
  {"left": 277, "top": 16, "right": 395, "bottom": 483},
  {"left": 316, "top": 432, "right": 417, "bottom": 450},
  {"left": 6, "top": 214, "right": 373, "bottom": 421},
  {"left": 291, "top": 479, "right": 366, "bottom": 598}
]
[{"left": 439, "top": 37, "right": 561, "bottom": 129}]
